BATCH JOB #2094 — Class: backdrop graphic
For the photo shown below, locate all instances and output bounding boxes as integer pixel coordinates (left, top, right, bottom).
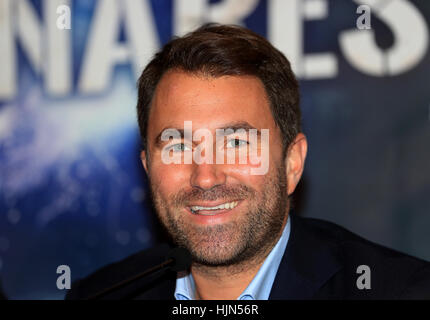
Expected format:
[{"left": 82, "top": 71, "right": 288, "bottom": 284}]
[{"left": 0, "top": 0, "right": 429, "bottom": 299}]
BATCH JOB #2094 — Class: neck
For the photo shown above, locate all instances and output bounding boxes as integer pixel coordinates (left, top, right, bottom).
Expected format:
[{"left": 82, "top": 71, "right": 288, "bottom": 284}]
[
  {"left": 190, "top": 215, "right": 288, "bottom": 300},
  {"left": 191, "top": 251, "right": 265, "bottom": 300}
]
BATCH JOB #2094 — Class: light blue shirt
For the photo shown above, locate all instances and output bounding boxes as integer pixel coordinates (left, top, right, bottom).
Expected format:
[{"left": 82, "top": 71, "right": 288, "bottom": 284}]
[{"left": 174, "top": 216, "right": 291, "bottom": 300}]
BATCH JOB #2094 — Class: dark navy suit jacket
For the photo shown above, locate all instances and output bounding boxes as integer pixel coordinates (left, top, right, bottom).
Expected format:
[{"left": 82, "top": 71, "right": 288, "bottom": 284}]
[{"left": 66, "top": 214, "right": 430, "bottom": 300}]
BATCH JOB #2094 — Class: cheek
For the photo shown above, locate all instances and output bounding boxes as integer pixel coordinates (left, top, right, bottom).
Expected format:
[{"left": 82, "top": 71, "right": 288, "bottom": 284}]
[
  {"left": 224, "top": 165, "right": 271, "bottom": 191},
  {"left": 225, "top": 148, "right": 280, "bottom": 176},
  {"left": 150, "top": 162, "right": 192, "bottom": 195}
]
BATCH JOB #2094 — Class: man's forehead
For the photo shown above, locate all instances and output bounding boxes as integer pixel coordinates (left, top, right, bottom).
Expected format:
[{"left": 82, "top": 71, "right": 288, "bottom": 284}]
[{"left": 148, "top": 71, "right": 275, "bottom": 132}]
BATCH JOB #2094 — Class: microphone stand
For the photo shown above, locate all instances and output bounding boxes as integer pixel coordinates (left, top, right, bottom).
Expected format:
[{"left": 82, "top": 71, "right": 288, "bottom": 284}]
[{"left": 87, "top": 258, "right": 175, "bottom": 300}]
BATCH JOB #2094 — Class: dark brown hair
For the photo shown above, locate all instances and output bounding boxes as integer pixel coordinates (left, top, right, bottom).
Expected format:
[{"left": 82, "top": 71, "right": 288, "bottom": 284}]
[{"left": 137, "top": 23, "right": 301, "bottom": 154}]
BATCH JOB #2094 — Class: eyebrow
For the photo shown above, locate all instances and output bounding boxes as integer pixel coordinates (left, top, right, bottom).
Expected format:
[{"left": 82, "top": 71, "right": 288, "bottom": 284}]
[
  {"left": 155, "top": 128, "right": 185, "bottom": 147},
  {"left": 154, "top": 121, "right": 261, "bottom": 147},
  {"left": 216, "top": 121, "right": 261, "bottom": 136}
]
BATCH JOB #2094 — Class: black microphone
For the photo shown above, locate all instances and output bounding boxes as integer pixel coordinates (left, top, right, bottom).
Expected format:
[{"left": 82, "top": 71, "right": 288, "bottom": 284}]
[{"left": 87, "top": 247, "right": 191, "bottom": 300}]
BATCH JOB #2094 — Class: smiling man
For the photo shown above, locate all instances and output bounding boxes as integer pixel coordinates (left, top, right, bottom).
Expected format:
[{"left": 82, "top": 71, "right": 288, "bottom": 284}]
[
  {"left": 67, "top": 24, "right": 430, "bottom": 300},
  {"left": 142, "top": 70, "right": 300, "bottom": 300}
]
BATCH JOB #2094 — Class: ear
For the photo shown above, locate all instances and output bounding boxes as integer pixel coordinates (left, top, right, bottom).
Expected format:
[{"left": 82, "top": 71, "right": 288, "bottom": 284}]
[
  {"left": 140, "top": 150, "right": 149, "bottom": 174},
  {"left": 285, "top": 133, "right": 307, "bottom": 196}
]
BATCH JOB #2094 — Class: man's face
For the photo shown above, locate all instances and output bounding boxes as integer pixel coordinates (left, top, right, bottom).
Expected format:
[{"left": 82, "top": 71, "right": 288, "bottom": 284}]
[{"left": 142, "top": 71, "right": 304, "bottom": 266}]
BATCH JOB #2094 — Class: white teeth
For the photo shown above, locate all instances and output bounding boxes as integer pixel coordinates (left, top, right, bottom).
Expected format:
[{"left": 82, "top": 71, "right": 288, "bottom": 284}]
[{"left": 190, "top": 201, "right": 238, "bottom": 214}]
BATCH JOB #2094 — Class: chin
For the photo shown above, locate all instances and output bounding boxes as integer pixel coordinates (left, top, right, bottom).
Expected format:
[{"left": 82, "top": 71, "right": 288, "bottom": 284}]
[{"left": 187, "top": 238, "right": 248, "bottom": 266}]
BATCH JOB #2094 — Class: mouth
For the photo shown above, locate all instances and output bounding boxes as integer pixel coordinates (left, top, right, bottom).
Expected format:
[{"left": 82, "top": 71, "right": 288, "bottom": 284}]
[{"left": 187, "top": 200, "right": 241, "bottom": 216}]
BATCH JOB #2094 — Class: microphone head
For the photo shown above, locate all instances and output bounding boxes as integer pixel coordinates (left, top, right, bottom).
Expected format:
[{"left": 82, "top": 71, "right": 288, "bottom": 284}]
[{"left": 166, "top": 247, "right": 192, "bottom": 272}]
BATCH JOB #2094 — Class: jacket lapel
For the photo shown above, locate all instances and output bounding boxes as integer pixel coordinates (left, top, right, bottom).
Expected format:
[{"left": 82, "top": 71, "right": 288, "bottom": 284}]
[{"left": 269, "top": 213, "right": 343, "bottom": 299}]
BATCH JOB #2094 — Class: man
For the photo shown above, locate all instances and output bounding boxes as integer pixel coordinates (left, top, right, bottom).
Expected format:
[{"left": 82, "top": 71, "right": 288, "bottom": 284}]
[{"left": 66, "top": 24, "right": 430, "bottom": 300}]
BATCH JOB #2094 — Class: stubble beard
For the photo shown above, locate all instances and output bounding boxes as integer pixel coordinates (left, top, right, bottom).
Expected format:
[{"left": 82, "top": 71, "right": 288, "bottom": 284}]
[{"left": 149, "top": 164, "right": 289, "bottom": 270}]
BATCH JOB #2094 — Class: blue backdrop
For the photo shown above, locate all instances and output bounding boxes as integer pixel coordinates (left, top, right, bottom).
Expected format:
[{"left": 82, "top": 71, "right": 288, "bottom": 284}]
[{"left": 0, "top": 0, "right": 429, "bottom": 299}]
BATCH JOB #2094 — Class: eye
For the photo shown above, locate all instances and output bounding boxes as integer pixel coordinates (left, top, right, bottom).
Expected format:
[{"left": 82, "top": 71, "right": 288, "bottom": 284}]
[
  {"left": 226, "top": 139, "right": 248, "bottom": 148},
  {"left": 168, "top": 143, "right": 191, "bottom": 152}
]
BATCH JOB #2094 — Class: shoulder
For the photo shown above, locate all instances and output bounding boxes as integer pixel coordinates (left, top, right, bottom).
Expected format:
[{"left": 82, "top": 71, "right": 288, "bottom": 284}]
[
  {"left": 291, "top": 215, "right": 430, "bottom": 299},
  {"left": 66, "top": 243, "right": 176, "bottom": 300},
  {"left": 295, "top": 215, "right": 429, "bottom": 268}
]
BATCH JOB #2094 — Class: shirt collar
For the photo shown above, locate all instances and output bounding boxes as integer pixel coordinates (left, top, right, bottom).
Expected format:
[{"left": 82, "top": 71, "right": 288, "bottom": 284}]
[
  {"left": 174, "top": 216, "right": 291, "bottom": 300},
  {"left": 175, "top": 270, "right": 197, "bottom": 300}
]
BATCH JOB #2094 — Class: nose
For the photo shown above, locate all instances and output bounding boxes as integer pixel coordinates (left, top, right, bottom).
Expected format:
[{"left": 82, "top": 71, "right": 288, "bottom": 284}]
[{"left": 190, "top": 163, "right": 226, "bottom": 191}]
